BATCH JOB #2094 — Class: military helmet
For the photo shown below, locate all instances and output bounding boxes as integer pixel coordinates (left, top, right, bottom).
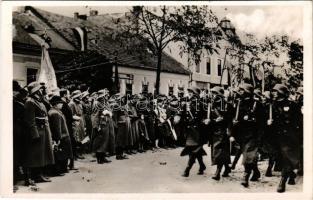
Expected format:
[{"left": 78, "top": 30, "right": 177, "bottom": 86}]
[
  {"left": 211, "top": 86, "right": 224, "bottom": 97},
  {"left": 273, "top": 84, "right": 289, "bottom": 95},
  {"left": 239, "top": 83, "right": 254, "bottom": 95},
  {"left": 187, "top": 86, "right": 200, "bottom": 96}
]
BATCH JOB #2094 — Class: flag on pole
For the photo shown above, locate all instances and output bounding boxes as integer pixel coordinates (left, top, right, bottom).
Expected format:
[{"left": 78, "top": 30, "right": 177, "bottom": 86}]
[{"left": 38, "top": 45, "right": 58, "bottom": 95}]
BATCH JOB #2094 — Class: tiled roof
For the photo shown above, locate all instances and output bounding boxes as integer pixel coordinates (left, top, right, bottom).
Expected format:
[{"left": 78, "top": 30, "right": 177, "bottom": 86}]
[{"left": 13, "top": 6, "right": 190, "bottom": 75}]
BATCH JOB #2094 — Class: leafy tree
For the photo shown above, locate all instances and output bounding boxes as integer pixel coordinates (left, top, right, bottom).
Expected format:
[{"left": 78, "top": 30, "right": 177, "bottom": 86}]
[
  {"left": 226, "top": 33, "right": 302, "bottom": 92},
  {"left": 114, "top": 6, "right": 221, "bottom": 94}
]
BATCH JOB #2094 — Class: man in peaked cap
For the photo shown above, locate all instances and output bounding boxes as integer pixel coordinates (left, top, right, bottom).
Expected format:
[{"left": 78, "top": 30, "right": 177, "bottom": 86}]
[
  {"left": 270, "top": 83, "right": 302, "bottom": 193},
  {"left": 24, "top": 82, "right": 54, "bottom": 184}
]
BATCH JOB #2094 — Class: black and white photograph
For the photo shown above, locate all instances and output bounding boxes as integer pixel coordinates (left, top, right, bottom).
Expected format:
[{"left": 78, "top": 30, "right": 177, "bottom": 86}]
[{"left": 0, "top": 1, "right": 312, "bottom": 198}]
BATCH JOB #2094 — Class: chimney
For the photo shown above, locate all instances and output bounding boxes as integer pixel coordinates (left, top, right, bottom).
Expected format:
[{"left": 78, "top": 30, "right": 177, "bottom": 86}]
[
  {"left": 90, "top": 10, "right": 98, "bottom": 16},
  {"left": 74, "top": 12, "right": 79, "bottom": 20}
]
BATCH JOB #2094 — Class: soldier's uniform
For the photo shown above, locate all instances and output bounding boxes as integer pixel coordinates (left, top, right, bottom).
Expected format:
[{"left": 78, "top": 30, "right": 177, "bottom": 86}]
[
  {"left": 180, "top": 87, "right": 207, "bottom": 177},
  {"left": 208, "top": 86, "right": 232, "bottom": 181},
  {"left": 231, "top": 83, "right": 260, "bottom": 187},
  {"left": 270, "top": 84, "right": 301, "bottom": 193},
  {"left": 24, "top": 82, "right": 55, "bottom": 183}
]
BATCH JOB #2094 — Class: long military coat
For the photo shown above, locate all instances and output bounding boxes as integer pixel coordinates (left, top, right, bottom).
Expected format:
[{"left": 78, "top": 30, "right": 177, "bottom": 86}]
[
  {"left": 48, "top": 107, "right": 73, "bottom": 161},
  {"left": 271, "top": 99, "right": 301, "bottom": 170},
  {"left": 24, "top": 97, "right": 55, "bottom": 167},
  {"left": 232, "top": 97, "right": 259, "bottom": 165},
  {"left": 209, "top": 99, "right": 231, "bottom": 165},
  {"left": 180, "top": 97, "right": 207, "bottom": 156}
]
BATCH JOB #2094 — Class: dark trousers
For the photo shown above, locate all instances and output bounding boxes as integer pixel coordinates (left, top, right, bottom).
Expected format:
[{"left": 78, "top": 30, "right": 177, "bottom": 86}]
[{"left": 186, "top": 154, "right": 205, "bottom": 170}]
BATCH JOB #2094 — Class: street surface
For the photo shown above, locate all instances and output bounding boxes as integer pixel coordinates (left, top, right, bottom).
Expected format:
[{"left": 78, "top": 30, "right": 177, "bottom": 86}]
[{"left": 16, "top": 146, "right": 302, "bottom": 193}]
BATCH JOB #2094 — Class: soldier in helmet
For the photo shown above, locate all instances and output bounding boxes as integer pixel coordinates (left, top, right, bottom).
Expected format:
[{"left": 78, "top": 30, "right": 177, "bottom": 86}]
[
  {"left": 231, "top": 83, "right": 261, "bottom": 188},
  {"left": 208, "top": 86, "right": 232, "bottom": 181},
  {"left": 269, "top": 84, "right": 301, "bottom": 192},
  {"left": 253, "top": 89, "right": 267, "bottom": 161},
  {"left": 180, "top": 86, "right": 207, "bottom": 177}
]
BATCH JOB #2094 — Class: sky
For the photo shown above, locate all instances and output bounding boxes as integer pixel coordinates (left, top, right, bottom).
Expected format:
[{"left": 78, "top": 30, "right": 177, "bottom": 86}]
[{"left": 33, "top": 5, "right": 303, "bottom": 41}]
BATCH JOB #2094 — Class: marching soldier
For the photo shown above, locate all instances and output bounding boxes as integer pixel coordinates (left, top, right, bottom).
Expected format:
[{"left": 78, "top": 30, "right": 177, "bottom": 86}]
[
  {"left": 252, "top": 89, "right": 267, "bottom": 161},
  {"left": 269, "top": 84, "right": 301, "bottom": 193},
  {"left": 181, "top": 86, "right": 207, "bottom": 177},
  {"left": 208, "top": 86, "right": 232, "bottom": 180},
  {"left": 231, "top": 83, "right": 261, "bottom": 188}
]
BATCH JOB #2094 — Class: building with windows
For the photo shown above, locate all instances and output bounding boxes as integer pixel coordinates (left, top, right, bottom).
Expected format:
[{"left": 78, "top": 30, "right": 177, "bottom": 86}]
[
  {"left": 13, "top": 6, "right": 190, "bottom": 96},
  {"left": 189, "top": 17, "right": 238, "bottom": 90},
  {"left": 165, "top": 17, "right": 240, "bottom": 91}
]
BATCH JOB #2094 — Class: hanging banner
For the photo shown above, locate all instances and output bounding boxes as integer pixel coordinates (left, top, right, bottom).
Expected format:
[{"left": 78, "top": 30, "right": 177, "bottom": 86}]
[{"left": 38, "top": 45, "right": 58, "bottom": 95}]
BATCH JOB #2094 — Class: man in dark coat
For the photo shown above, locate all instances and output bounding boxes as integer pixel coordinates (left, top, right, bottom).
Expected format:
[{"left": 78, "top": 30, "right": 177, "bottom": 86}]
[
  {"left": 208, "top": 86, "right": 231, "bottom": 181},
  {"left": 181, "top": 86, "right": 207, "bottom": 177},
  {"left": 231, "top": 83, "right": 260, "bottom": 188},
  {"left": 48, "top": 96, "right": 74, "bottom": 174},
  {"left": 60, "top": 89, "right": 77, "bottom": 170},
  {"left": 13, "top": 84, "right": 28, "bottom": 185},
  {"left": 24, "top": 81, "right": 55, "bottom": 183},
  {"left": 113, "top": 95, "right": 131, "bottom": 160},
  {"left": 269, "top": 84, "right": 301, "bottom": 193},
  {"left": 92, "top": 109, "right": 115, "bottom": 164}
]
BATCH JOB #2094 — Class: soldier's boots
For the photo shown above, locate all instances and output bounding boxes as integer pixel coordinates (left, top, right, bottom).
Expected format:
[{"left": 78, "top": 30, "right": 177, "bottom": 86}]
[
  {"left": 222, "top": 165, "right": 231, "bottom": 177},
  {"left": 241, "top": 172, "right": 250, "bottom": 188},
  {"left": 265, "top": 168, "right": 273, "bottom": 177},
  {"left": 212, "top": 165, "right": 222, "bottom": 181},
  {"left": 197, "top": 165, "right": 206, "bottom": 175},
  {"left": 182, "top": 166, "right": 191, "bottom": 177},
  {"left": 250, "top": 168, "right": 261, "bottom": 181},
  {"left": 288, "top": 171, "right": 297, "bottom": 185},
  {"left": 277, "top": 177, "right": 288, "bottom": 193}
]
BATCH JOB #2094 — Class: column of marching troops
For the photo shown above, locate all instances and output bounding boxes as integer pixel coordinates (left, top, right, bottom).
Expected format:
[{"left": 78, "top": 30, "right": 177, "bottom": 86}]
[{"left": 13, "top": 80, "right": 303, "bottom": 193}]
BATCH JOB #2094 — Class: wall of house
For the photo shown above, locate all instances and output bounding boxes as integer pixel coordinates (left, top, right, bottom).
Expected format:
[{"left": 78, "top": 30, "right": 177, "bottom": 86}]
[
  {"left": 190, "top": 38, "right": 230, "bottom": 89},
  {"left": 114, "top": 66, "right": 190, "bottom": 96},
  {"left": 13, "top": 53, "right": 41, "bottom": 87}
]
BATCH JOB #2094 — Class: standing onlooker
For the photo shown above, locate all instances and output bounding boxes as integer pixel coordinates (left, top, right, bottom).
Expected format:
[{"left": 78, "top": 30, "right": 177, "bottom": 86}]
[
  {"left": 81, "top": 91, "right": 93, "bottom": 152},
  {"left": 60, "top": 89, "right": 78, "bottom": 170},
  {"left": 69, "top": 90, "right": 85, "bottom": 159},
  {"left": 13, "top": 82, "right": 28, "bottom": 185},
  {"left": 92, "top": 109, "right": 115, "bottom": 164},
  {"left": 24, "top": 81, "right": 55, "bottom": 183},
  {"left": 48, "top": 96, "right": 74, "bottom": 174}
]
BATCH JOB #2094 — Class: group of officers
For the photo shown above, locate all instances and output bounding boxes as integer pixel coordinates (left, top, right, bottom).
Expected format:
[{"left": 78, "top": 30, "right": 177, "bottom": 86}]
[{"left": 13, "top": 79, "right": 303, "bottom": 193}]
